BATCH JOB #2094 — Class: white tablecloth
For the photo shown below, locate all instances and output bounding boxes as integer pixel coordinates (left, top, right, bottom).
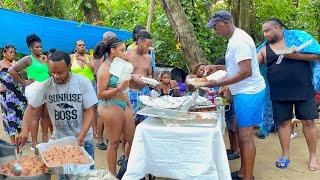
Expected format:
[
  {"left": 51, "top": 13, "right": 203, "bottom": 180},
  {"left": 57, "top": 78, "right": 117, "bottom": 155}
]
[{"left": 123, "top": 117, "right": 231, "bottom": 180}]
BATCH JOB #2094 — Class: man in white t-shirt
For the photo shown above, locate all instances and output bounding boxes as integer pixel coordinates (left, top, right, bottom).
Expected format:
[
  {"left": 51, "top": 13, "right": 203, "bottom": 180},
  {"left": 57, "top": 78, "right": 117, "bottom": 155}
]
[
  {"left": 17, "top": 51, "right": 98, "bottom": 160},
  {"left": 204, "top": 10, "right": 266, "bottom": 180}
]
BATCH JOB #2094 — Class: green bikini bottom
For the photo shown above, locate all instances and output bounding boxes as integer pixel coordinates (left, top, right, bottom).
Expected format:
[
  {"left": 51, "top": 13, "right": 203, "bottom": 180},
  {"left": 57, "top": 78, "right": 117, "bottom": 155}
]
[{"left": 98, "top": 99, "right": 127, "bottom": 111}]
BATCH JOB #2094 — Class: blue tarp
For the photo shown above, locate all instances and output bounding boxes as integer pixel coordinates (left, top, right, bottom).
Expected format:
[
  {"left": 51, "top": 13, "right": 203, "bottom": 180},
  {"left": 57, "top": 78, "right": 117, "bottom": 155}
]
[{"left": 0, "top": 8, "right": 132, "bottom": 54}]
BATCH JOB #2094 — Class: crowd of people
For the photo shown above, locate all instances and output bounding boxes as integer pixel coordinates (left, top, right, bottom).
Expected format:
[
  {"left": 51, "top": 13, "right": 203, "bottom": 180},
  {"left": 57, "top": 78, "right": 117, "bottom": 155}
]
[{"left": 0, "top": 9, "right": 319, "bottom": 180}]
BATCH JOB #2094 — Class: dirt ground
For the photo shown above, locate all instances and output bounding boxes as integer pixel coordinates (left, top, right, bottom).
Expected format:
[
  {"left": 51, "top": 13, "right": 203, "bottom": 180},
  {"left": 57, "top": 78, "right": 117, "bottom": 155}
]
[{"left": 1, "top": 119, "right": 320, "bottom": 180}]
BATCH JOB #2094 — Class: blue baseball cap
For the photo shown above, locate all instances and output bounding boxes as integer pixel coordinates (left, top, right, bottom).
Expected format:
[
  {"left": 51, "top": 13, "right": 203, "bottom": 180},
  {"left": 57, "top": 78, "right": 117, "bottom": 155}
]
[{"left": 206, "top": 10, "right": 232, "bottom": 28}]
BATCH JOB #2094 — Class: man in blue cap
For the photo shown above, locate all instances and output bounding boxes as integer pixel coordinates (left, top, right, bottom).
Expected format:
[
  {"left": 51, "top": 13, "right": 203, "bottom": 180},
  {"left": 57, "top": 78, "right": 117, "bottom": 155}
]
[{"left": 204, "top": 10, "right": 266, "bottom": 180}]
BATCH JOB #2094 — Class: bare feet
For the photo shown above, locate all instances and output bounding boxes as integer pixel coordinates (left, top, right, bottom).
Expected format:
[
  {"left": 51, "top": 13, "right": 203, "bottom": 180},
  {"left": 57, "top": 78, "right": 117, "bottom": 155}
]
[{"left": 309, "top": 156, "right": 320, "bottom": 171}]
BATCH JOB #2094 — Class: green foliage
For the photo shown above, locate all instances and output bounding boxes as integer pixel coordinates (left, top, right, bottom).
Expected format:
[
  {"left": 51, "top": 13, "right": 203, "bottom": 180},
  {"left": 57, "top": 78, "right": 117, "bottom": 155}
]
[
  {"left": 253, "top": 0, "right": 320, "bottom": 43},
  {"left": 0, "top": 0, "right": 19, "bottom": 10},
  {"left": 1, "top": 0, "right": 319, "bottom": 70},
  {"left": 293, "top": 0, "right": 320, "bottom": 40},
  {"left": 27, "top": 0, "right": 65, "bottom": 18}
]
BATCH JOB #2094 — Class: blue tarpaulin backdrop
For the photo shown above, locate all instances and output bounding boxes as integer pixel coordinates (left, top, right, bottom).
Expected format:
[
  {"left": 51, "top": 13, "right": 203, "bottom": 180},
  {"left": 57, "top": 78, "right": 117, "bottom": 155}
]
[{"left": 0, "top": 8, "right": 132, "bottom": 54}]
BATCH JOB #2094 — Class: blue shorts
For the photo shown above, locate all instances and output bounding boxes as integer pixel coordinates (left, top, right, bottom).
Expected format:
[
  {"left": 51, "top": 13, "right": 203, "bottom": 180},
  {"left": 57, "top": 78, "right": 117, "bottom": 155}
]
[
  {"left": 128, "top": 87, "right": 151, "bottom": 121},
  {"left": 233, "top": 88, "right": 266, "bottom": 128}
]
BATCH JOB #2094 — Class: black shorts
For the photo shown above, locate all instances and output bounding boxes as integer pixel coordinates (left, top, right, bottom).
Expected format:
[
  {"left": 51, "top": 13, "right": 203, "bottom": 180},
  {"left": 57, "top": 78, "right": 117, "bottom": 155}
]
[{"left": 272, "top": 97, "right": 319, "bottom": 125}]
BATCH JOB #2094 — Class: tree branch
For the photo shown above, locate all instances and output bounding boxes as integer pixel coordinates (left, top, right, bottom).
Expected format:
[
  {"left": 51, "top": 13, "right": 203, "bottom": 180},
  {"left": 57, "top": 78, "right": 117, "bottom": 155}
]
[
  {"left": 14, "top": 0, "right": 27, "bottom": 12},
  {"left": 146, "top": 0, "right": 156, "bottom": 32}
]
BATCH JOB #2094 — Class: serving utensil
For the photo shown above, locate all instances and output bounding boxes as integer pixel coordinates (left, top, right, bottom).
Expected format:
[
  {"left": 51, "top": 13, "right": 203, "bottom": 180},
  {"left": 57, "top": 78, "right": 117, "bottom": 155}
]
[{"left": 12, "top": 148, "right": 22, "bottom": 176}]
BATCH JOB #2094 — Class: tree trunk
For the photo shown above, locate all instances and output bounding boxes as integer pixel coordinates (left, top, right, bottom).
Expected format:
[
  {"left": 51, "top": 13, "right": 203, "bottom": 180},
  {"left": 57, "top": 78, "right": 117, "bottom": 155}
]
[
  {"left": 146, "top": 0, "right": 156, "bottom": 32},
  {"left": 231, "top": 0, "right": 253, "bottom": 36},
  {"left": 160, "top": 0, "right": 207, "bottom": 71},
  {"left": 82, "top": 0, "right": 102, "bottom": 24},
  {"left": 231, "top": 0, "right": 239, "bottom": 27},
  {"left": 14, "top": 0, "right": 27, "bottom": 12}
]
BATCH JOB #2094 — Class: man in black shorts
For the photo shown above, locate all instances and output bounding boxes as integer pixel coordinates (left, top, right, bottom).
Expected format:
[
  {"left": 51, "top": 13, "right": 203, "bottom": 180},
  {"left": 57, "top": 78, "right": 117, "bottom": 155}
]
[{"left": 257, "top": 18, "right": 320, "bottom": 170}]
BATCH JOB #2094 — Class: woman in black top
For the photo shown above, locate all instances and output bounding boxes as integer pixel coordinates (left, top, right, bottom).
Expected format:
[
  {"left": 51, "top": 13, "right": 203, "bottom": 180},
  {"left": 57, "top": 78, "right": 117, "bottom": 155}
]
[{"left": 157, "top": 71, "right": 178, "bottom": 96}]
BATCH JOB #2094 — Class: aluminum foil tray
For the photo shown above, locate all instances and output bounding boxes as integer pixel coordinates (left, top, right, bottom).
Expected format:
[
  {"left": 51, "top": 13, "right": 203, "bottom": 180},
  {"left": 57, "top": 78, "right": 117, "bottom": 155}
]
[
  {"left": 137, "top": 107, "right": 218, "bottom": 127},
  {"left": 37, "top": 136, "right": 94, "bottom": 175}
]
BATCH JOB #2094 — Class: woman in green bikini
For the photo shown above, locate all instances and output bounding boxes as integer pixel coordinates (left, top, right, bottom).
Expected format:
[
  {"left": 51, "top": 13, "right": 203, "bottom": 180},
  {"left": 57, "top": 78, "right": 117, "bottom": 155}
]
[
  {"left": 9, "top": 34, "right": 52, "bottom": 149},
  {"left": 95, "top": 37, "right": 135, "bottom": 176}
]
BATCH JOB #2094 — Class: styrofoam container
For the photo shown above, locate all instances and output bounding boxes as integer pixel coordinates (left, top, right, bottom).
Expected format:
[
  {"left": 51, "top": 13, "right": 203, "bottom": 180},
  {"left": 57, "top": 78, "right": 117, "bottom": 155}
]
[
  {"left": 37, "top": 136, "right": 94, "bottom": 175},
  {"left": 109, "top": 57, "right": 134, "bottom": 83},
  {"left": 140, "top": 77, "right": 160, "bottom": 86},
  {"left": 206, "top": 70, "right": 227, "bottom": 81}
]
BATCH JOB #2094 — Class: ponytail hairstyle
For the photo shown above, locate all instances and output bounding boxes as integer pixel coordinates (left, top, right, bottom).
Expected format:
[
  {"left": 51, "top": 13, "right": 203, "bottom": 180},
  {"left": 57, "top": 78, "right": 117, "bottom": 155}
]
[
  {"left": 26, "top": 34, "right": 42, "bottom": 48},
  {"left": 265, "top": 18, "right": 288, "bottom": 29},
  {"left": 94, "top": 37, "right": 123, "bottom": 61}
]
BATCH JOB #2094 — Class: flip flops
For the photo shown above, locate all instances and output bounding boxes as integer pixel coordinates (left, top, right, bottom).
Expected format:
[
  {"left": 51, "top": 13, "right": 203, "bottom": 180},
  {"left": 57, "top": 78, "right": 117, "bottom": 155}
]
[
  {"left": 117, "top": 155, "right": 126, "bottom": 165},
  {"left": 228, "top": 151, "right": 240, "bottom": 160},
  {"left": 231, "top": 171, "right": 243, "bottom": 179},
  {"left": 276, "top": 156, "right": 290, "bottom": 169},
  {"left": 96, "top": 142, "right": 108, "bottom": 150}
]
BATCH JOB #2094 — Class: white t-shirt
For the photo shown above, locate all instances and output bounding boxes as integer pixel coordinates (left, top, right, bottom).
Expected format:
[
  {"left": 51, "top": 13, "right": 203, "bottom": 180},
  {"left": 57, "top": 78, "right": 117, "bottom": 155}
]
[
  {"left": 29, "top": 73, "right": 98, "bottom": 141},
  {"left": 225, "top": 28, "right": 266, "bottom": 95}
]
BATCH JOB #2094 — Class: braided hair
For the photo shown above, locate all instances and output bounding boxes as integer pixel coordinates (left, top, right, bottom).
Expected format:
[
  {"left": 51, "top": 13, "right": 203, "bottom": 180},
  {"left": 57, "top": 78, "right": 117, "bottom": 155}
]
[
  {"left": 265, "top": 18, "right": 288, "bottom": 29},
  {"left": 94, "top": 37, "right": 123, "bottom": 61}
]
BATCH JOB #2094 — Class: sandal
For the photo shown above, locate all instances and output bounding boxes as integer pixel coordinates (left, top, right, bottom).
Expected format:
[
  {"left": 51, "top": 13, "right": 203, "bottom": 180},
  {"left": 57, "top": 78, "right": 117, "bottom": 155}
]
[
  {"left": 117, "top": 155, "right": 126, "bottom": 165},
  {"left": 275, "top": 156, "right": 290, "bottom": 169},
  {"left": 96, "top": 142, "right": 108, "bottom": 150},
  {"left": 226, "top": 149, "right": 232, "bottom": 155},
  {"left": 256, "top": 132, "right": 267, "bottom": 139},
  {"left": 228, "top": 151, "right": 240, "bottom": 160},
  {"left": 231, "top": 171, "right": 243, "bottom": 179}
]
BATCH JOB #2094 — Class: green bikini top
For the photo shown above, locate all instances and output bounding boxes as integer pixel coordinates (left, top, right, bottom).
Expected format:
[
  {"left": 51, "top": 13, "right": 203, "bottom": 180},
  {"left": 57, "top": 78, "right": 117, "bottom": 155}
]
[{"left": 108, "top": 75, "right": 119, "bottom": 88}]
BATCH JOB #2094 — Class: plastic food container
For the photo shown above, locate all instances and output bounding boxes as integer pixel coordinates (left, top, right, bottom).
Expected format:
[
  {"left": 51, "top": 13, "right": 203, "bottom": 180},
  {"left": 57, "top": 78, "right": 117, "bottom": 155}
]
[
  {"left": 109, "top": 57, "right": 134, "bottom": 83},
  {"left": 206, "top": 70, "right": 227, "bottom": 81}
]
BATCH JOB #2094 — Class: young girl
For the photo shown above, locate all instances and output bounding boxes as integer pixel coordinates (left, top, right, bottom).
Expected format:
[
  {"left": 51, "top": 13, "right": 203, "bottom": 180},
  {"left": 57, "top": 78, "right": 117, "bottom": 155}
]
[{"left": 157, "top": 71, "right": 178, "bottom": 96}]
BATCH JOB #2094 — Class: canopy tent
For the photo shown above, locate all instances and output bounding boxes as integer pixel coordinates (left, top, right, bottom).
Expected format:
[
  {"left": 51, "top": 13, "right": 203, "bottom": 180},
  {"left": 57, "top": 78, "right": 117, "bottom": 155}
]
[{"left": 0, "top": 8, "right": 132, "bottom": 54}]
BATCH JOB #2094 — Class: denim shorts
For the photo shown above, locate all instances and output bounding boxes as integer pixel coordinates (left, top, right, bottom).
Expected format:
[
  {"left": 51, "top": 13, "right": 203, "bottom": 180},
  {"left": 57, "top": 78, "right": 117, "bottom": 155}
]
[
  {"left": 234, "top": 88, "right": 266, "bottom": 128},
  {"left": 84, "top": 139, "right": 95, "bottom": 160}
]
